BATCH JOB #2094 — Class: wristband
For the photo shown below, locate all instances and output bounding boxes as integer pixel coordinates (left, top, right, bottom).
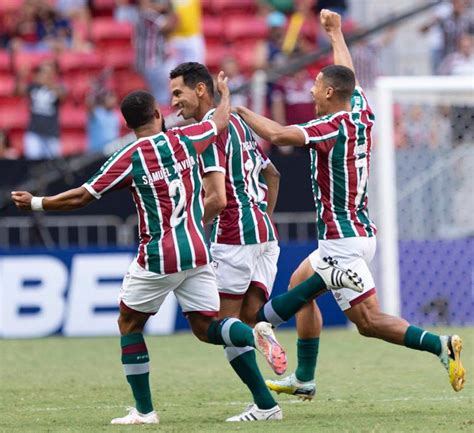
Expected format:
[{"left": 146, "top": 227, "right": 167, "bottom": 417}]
[{"left": 31, "top": 196, "right": 44, "bottom": 211}]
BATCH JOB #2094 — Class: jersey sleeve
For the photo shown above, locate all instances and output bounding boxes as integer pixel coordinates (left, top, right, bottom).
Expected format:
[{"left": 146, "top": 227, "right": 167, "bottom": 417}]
[
  {"left": 175, "top": 120, "right": 218, "bottom": 155},
  {"left": 351, "top": 86, "right": 373, "bottom": 116},
  {"left": 82, "top": 146, "right": 134, "bottom": 199},
  {"left": 293, "top": 117, "right": 340, "bottom": 147},
  {"left": 199, "top": 129, "right": 227, "bottom": 174}
]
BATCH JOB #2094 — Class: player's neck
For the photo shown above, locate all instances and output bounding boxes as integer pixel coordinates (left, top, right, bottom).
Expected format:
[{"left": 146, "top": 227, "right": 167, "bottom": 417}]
[
  {"left": 323, "top": 101, "right": 351, "bottom": 116},
  {"left": 134, "top": 124, "right": 162, "bottom": 139},
  {"left": 194, "top": 100, "right": 215, "bottom": 122}
]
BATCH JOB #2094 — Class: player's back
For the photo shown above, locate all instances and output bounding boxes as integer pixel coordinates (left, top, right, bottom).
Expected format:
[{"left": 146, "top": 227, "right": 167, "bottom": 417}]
[{"left": 203, "top": 112, "right": 277, "bottom": 245}]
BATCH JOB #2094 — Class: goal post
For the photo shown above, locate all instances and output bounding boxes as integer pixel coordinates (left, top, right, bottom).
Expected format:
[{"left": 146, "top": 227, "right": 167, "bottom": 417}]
[{"left": 373, "top": 76, "right": 474, "bottom": 321}]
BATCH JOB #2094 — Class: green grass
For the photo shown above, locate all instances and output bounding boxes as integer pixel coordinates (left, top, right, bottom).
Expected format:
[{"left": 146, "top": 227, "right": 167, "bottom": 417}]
[{"left": 1, "top": 328, "right": 473, "bottom": 433}]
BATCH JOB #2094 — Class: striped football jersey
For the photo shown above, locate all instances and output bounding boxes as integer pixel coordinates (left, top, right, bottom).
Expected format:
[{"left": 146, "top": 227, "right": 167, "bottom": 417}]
[
  {"left": 83, "top": 120, "right": 217, "bottom": 274},
  {"left": 200, "top": 110, "right": 277, "bottom": 245},
  {"left": 295, "top": 87, "right": 377, "bottom": 240}
]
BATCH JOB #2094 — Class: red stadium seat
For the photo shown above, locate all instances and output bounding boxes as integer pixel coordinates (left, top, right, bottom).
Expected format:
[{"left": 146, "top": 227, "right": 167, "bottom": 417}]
[
  {"left": 0, "top": 99, "right": 28, "bottom": 129},
  {"left": 232, "top": 42, "right": 259, "bottom": 74},
  {"left": 91, "top": 18, "right": 133, "bottom": 43},
  {"left": 61, "top": 130, "right": 87, "bottom": 156},
  {"left": 213, "top": 0, "right": 257, "bottom": 14},
  {"left": 0, "top": 75, "right": 15, "bottom": 96},
  {"left": 202, "top": 16, "right": 224, "bottom": 43},
  {"left": 12, "top": 51, "right": 55, "bottom": 73},
  {"left": 8, "top": 129, "right": 24, "bottom": 155},
  {"left": 224, "top": 16, "right": 268, "bottom": 42},
  {"left": 101, "top": 47, "right": 134, "bottom": 70},
  {"left": 0, "top": 50, "right": 11, "bottom": 72},
  {"left": 114, "top": 70, "right": 148, "bottom": 99},
  {"left": 205, "top": 45, "right": 232, "bottom": 73},
  {"left": 60, "top": 104, "right": 87, "bottom": 129},
  {"left": 58, "top": 51, "right": 103, "bottom": 73},
  {"left": 0, "top": 0, "right": 23, "bottom": 14}
]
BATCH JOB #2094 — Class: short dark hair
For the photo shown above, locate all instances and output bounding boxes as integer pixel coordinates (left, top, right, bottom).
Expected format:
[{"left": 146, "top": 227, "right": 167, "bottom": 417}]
[
  {"left": 321, "top": 65, "right": 356, "bottom": 101},
  {"left": 169, "top": 62, "right": 214, "bottom": 97},
  {"left": 120, "top": 90, "right": 156, "bottom": 129}
]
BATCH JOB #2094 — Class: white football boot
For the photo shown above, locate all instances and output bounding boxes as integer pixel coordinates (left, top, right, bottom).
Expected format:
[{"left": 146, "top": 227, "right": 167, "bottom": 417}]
[
  {"left": 226, "top": 403, "right": 282, "bottom": 422},
  {"left": 317, "top": 256, "right": 364, "bottom": 293},
  {"left": 111, "top": 407, "right": 159, "bottom": 425}
]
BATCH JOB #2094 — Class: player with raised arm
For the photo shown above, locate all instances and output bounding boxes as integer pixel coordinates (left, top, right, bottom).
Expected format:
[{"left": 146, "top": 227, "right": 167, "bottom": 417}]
[
  {"left": 237, "top": 9, "right": 465, "bottom": 398},
  {"left": 11, "top": 72, "right": 288, "bottom": 425},
  {"left": 169, "top": 62, "right": 284, "bottom": 422}
]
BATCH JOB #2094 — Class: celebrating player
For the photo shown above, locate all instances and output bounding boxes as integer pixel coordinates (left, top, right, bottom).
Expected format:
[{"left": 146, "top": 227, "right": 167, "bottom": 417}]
[
  {"left": 236, "top": 9, "right": 465, "bottom": 398},
  {"left": 169, "top": 62, "right": 284, "bottom": 422},
  {"left": 11, "top": 72, "right": 288, "bottom": 425}
]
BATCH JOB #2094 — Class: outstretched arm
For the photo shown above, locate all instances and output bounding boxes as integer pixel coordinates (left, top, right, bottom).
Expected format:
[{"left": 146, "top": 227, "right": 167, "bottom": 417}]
[
  {"left": 11, "top": 187, "right": 95, "bottom": 211},
  {"left": 211, "top": 71, "right": 231, "bottom": 134},
  {"left": 236, "top": 106, "right": 306, "bottom": 147},
  {"left": 320, "top": 9, "right": 358, "bottom": 83}
]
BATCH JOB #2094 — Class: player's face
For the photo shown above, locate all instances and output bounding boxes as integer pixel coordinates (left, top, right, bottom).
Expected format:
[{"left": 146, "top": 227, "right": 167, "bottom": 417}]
[
  {"left": 170, "top": 76, "right": 199, "bottom": 120},
  {"left": 311, "top": 72, "right": 326, "bottom": 116}
]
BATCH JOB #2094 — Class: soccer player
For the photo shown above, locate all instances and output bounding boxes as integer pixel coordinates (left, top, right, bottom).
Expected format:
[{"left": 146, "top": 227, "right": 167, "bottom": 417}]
[
  {"left": 11, "top": 73, "right": 288, "bottom": 425},
  {"left": 236, "top": 9, "right": 466, "bottom": 398},
  {"left": 169, "top": 62, "right": 285, "bottom": 422}
]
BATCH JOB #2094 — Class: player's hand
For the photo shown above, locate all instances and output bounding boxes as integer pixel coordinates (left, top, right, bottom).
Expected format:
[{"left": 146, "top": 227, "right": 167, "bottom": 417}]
[
  {"left": 11, "top": 191, "right": 33, "bottom": 210},
  {"left": 320, "top": 9, "right": 342, "bottom": 34},
  {"left": 216, "top": 71, "right": 230, "bottom": 98}
]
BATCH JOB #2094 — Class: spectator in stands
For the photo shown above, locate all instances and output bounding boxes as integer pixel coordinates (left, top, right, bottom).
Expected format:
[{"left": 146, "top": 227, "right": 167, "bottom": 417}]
[
  {"left": 220, "top": 56, "right": 248, "bottom": 107},
  {"left": 9, "top": 1, "right": 41, "bottom": 52},
  {"left": 420, "top": 0, "right": 474, "bottom": 74},
  {"left": 169, "top": 0, "right": 205, "bottom": 65},
  {"left": 87, "top": 90, "right": 121, "bottom": 154},
  {"left": 135, "top": 0, "right": 177, "bottom": 105},
  {"left": 15, "top": 61, "right": 66, "bottom": 159},
  {"left": 114, "top": 0, "right": 139, "bottom": 24},
  {"left": 0, "top": 130, "right": 19, "bottom": 160},
  {"left": 255, "top": 11, "right": 287, "bottom": 70},
  {"left": 438, "top": 32, "right": 474, "bottom": 76},
  {"left": 56, "top": 0, "right": 92, "bottom": 52}
]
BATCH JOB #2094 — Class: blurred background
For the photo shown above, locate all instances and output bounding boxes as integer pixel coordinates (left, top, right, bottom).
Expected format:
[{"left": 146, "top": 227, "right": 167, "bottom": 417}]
[{"left": 0, "top": 0, "right": 473, "bottom": 338}]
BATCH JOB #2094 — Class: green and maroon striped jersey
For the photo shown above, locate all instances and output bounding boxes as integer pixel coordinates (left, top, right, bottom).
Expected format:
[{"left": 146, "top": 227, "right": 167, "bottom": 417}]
[
  {"left": 201, "top": 110, "right": 278, "bottom": 245},
  {"left": 294, "top": 87, "right": 377, "bottom": 240},
  {"left": 83, "top": 120, "right": 218, "bottom": 274}
]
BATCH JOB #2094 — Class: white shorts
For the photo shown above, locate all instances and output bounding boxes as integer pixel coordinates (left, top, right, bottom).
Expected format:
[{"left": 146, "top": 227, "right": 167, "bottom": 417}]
[
  {"left": 120, "top": 260, "right": 220, "bottom": 315},
  {"left": 308, "top": 237, "right": 377, "bottom": 311},
  {"left": 210, "top": 241, "right": 280, "bottom": 299}
]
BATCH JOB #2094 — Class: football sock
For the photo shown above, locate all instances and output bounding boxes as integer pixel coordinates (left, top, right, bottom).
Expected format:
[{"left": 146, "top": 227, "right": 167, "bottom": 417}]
[
  {"left": 295, "top": 337, "right": 320, "bottom": 382},
  {"left": 257, "top": 274, "right": 327, "bottom": 326},
  {"left": 207, "top": 318, "right": 255, "bottom": 347},
  {"left": 225, "top": 347, "right": 277, "bottom": 410},
  {"left": 403, "top": 325, "right": 442, "bottom": 356},
  {"left": 121, "top": 333, "right": 153, "bottom": 415}
]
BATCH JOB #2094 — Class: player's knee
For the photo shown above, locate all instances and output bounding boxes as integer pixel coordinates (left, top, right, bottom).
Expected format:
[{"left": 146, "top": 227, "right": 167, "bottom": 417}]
[{"left": 352, "top": 313, "right": 376, "bottom": 337}]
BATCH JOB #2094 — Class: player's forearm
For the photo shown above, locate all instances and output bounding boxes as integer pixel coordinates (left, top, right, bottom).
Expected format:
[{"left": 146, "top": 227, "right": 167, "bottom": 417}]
[
  {"left": 202, "top": 195, "right": 226, "bottom": 225},
  {"left": 43, "top": 187, "right": 95, "bottom": 211},
  {"left": 328, "top": 30, "right": 355, "bottom": 73},
  {"left": 237, "top": 107, "right": 284, "bottom": 144},
  {"left": 263, "top": 166, "right": 280, "bottom": 217}
]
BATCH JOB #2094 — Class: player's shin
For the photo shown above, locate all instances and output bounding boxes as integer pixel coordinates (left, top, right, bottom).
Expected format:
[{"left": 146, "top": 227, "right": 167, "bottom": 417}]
[
  {"left": 225, "top": 347, "right": 277, "bottom": 409},
  {"left": 121, "top": 333, "right": 154, "bottom": 415},
  {"left": 256, "top": 274, "right": 327, "bottom": 325},
  {"left": 207, "top": 318, "right": 255, "bottom": 347}
]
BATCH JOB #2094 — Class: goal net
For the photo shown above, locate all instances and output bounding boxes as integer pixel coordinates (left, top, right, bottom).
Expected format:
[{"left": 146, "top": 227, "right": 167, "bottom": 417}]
[{"left": 371, "top": 76, "right": 473, "bottom": 326}]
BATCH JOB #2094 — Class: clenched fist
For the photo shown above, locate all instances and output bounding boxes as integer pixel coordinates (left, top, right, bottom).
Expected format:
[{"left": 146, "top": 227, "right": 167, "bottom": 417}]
[
  {"left": 11, "top": 191, "right": 33, "bottom": 210},
  {"left": 320, "top": 9, "right": 342, "bottom": 35}
]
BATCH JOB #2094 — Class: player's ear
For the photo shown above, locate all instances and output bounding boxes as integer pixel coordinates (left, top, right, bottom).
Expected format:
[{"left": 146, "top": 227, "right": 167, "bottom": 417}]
[
  {"left": 195, "top": 82, "right": 206, "bottom": 97},
  {"left": 326, "top": 86, "right": 335, "bottom": 99}
]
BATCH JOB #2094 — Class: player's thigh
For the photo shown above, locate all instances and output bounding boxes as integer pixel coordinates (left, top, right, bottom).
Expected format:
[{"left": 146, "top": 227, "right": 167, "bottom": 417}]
[
  {"left": 175, "top": 264, "right": 220, "bottom": 316},
  {"left": 249, "top": 241, "right": 280, "bottom": 299},
  {"left": 120, "top": 260, "right": 181, "bottom": 314},
  {"left": 218, "top": 296, "right": 244, "bottom": 320},
  {"left": 210, "top": 243, "right": 257, "bottom": 296},
  {"left": 240, "top": 285, "right": 267, "bottom": 326},
  {"left": 318, "top": 238, "right": 376, "bottom": 312}
]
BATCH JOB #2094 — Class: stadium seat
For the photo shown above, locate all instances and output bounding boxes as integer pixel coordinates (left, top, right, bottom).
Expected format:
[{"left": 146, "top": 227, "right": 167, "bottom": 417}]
[
  {"left": 59, "top": 104, "right": 87, "bottom": 129},
  {"left": 114, "top": 70, "right": 148, "bottom": 99},
  {"left": 213, "top": 0, "right": 257, "bottom": 14},
  {"left": 0, "top": 99, "right": 28, "bottom": 129},
  {"left": 0, "top": 50, "right": 11, "bottom": 72},
  {"left": 232, "top": 42, "right": 260, "bottom": 74},
  {"left": 58, "top": 51, "right": 103, "bottom": 73},
  {"left": 202, "top": 16, "right": 224, "bottom": 43},
  {"left": 101, "top": 47, "right": 135, "bottom": 69},
  {"left": 12, "top": 51, "right": 55, "bottom": 72},
  {"left": 8, "top": 129, "right": 24, "bottom": 155},
  {"left": 91, "top": 18, "right": 133, "bottom": 43},
  {"left": 205, "top": 45, "right": 232, "bottom": 73},
  {"left": 61, "top": 130, "right": 87, "bottom": 156},
  {"left": 224, "top": 16, "right": 268, "bottom": 42},
  {"left": 0, "top": 75, "right": 15, "bottom": 96},
  {"left": 0, "top": 0, "right": 23, "bottom": 14}
]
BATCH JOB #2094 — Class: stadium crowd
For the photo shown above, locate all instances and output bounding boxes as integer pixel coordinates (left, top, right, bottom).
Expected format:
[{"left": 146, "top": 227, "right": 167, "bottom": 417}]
[{"left": 0, "top": 0, "right": 472, "bottom": 160}]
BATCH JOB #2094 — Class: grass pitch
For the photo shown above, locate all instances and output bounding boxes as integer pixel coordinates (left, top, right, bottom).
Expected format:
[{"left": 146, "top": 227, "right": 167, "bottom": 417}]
[{"left": 1, "top": 328, "right": 472, "bottom": 433}]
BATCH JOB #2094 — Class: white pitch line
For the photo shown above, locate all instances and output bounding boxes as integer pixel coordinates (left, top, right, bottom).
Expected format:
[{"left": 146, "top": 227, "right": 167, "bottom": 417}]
[{"left": 10, "top": 395, "right": 471, "bottom": 413}]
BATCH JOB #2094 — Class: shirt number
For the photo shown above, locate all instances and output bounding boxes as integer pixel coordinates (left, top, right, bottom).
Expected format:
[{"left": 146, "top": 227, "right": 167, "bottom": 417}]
[{"left": 169, "top": 179, "right": 187, "bottom": 228}]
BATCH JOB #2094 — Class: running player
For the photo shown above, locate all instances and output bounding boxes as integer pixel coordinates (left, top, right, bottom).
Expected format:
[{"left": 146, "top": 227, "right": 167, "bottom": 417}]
[
  {"left": 237, "top": 9, "right": 465, "bottom": 397},
  {"left": 11, "top": 73, "right": 288, "bottom": 425},
  {"left": 169, "top": 62, "right": 284, "bottom": 422}
]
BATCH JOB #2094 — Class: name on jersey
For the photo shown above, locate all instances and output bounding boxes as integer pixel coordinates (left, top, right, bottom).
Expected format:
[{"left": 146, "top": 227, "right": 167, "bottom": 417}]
[
  {"left": 242, "top": 141, "right": 257, "bottom": 152},
  {"left": 142, "top": 156, "right": 196, "bottom": 185}
]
